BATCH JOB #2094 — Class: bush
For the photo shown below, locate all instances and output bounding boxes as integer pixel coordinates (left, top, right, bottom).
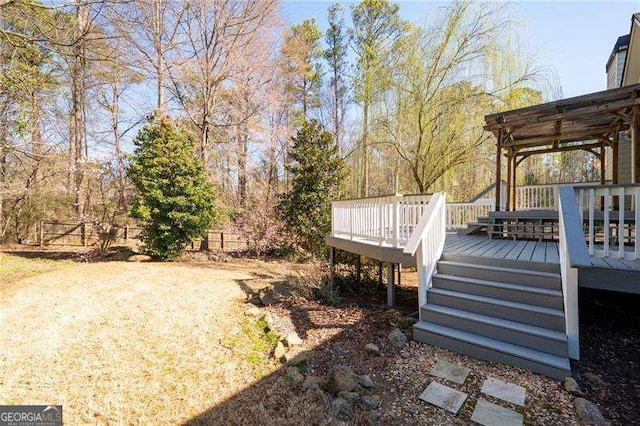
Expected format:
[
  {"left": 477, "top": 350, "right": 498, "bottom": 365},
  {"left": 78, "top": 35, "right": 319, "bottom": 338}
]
[
  {"left": 127, "top": 118, "right": 216, "bottom": 260},
  {"left": 279, "top": 120, "right": 347, "bottom": 258}
]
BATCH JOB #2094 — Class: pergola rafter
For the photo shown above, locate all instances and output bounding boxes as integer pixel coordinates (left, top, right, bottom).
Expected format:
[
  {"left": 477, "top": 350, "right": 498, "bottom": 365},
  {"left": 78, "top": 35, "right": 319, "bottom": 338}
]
[{"left": 485, "top": 83, "right": 640, "bottom": 211}]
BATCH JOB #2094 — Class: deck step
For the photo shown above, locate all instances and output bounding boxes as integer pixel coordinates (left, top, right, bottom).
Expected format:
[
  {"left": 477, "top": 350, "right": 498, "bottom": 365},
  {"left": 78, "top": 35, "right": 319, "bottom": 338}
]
[
  {"left": 431, "top": 274, "right": 563, "bottom": 309},
  {"left": 440, "top": 253, "right": 560, "bottom": 274},
  {"left": 413, "top": 322, "right": 571, "bottom": 380},
  {"left": 437, "top": 260, "right": 561, "bottom": 290},
  {"left": 427, "top": 287, "right": 565, "bottom": 331},
  {"left": 421, "top": 304, "right": 568, "bottom": 357}
]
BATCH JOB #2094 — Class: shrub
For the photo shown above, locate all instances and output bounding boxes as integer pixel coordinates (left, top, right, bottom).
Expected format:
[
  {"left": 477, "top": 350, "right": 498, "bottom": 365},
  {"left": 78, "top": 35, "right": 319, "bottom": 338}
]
[
  {"left": 279, "top": 119, "right": 347, "bottom": 258},
  {"left": 128, "top": 118, "right": 216, "bottom": 260}
]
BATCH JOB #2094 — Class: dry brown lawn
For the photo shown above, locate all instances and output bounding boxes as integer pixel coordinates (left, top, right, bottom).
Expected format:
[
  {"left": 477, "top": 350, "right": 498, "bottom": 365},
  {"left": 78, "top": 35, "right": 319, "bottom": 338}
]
[
  {"left": 1, "top": 253, "right": 580, "bottom": 425},
  {"left": 0, "top": 257, "right": 327, "bottom": 425}
]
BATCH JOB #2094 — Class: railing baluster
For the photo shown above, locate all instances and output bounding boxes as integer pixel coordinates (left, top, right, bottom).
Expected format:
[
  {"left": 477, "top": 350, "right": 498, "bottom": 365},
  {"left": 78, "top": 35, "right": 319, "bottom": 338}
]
[
  {"left": 636, "top": 187, "right": 640, "bottom": 260},
  {"left": 619, "top": 187, "right": 625, "bottom": 259},
  {"left": 589, "top": 189, "right": 595, "bottom": 255},
  {"left": 604, "top": 187, "right": 610, "bottom": 257}
]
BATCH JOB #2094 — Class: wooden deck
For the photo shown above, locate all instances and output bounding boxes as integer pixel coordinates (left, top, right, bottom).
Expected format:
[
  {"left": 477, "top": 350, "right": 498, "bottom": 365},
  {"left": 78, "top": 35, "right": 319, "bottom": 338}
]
[{"left": 444, "top": 233, "right": 640, "bottom": 271}]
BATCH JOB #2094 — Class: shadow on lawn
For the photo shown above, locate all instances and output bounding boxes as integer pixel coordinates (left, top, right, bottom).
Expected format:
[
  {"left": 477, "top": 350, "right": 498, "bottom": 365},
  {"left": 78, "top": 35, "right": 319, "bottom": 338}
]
[{"left": 182, "top": 270, "right": 422, "bottom": 425}]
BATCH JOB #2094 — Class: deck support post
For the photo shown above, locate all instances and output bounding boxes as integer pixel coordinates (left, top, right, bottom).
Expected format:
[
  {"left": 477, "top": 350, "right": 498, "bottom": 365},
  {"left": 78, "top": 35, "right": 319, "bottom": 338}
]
[
  {"left": 613, "top": 128, "right": 620, "bottom": 209},
  {"left": 377, "top": 261, "right": 383, "bottom": 289},
  {"left": 397, "top": 263, "right": 402, "bottom": 287},
  {"left": 329, "top": 247, "right": 336, "bottom": 291},
  {"left": 387, "top": 262, "right": 395, "bottom": 307},
  {"left": 495, "top": 130, "right": 503, "bottom": 211}
]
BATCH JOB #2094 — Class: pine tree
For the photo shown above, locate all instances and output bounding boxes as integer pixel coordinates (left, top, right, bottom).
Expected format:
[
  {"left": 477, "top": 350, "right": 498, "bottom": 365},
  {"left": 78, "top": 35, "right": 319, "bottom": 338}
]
[
  {"left": 128, "top": 118, "right": 216, "bottom": 260},
  {"left": 279, "top": 120, "right": 348, "bottom": 258}
]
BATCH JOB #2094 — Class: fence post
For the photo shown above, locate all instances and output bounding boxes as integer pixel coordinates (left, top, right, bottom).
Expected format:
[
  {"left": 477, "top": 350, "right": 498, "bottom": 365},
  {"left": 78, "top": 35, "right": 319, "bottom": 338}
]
[
  {"left": 81, "top": 223, "right": 87, "bottom": 247},
  {"left": 39, "top": 221, "right": 44, "bottom": 247},
  {"left": 220, "top": 231, "right": 224, "bottom": 251}
]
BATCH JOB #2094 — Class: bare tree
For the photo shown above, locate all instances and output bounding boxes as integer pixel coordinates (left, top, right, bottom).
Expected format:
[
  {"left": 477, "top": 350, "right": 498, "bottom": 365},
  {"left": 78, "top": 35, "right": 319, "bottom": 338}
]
[{"left": 168, "top": 0, "right": 279, "bottom": 166}]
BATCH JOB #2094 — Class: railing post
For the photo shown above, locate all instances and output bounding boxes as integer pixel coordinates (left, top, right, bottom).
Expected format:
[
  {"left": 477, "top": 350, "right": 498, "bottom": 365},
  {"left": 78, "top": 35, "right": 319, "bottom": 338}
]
[{"left": 392, "top": 200, "right": 399, "bottom": 247}]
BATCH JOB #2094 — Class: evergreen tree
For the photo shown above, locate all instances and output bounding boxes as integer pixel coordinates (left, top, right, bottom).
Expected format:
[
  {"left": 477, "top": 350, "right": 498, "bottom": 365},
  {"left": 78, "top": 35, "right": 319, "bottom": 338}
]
[
  {"left": 325, "top": 3, "right": 348, "bottom": 148},
  {"left": 128, "top": 118, "right": 216, "bottom": 260},
  {"left": 279, "top": 120, "right": 347, "bottom": 258}
]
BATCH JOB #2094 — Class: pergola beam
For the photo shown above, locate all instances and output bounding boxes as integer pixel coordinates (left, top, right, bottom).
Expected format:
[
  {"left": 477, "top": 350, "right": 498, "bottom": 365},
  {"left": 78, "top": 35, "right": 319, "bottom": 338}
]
[{"left": 485, "top": 97, "right": 640, "bottom": 131}]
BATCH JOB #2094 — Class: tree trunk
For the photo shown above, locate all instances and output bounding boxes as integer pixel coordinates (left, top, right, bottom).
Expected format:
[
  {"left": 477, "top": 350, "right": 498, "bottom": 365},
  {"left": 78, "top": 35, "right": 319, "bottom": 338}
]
[{"left": 70, "top": 0, "right": 89, "bottom": 217}]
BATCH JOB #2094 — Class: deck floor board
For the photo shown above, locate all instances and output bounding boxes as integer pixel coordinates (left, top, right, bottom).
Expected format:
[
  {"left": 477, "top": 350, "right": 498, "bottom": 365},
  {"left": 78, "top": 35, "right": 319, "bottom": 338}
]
[{"left": 443, "top": 234, "right": 640, "bottom": 271}]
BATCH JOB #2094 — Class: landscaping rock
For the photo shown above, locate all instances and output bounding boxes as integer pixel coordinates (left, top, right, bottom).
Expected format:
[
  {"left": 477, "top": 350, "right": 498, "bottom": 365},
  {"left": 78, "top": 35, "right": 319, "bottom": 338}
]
[
  {"left": 332, "top": 397, "right": 355, "bottom": 421},
  {"left": 127, "top": 254, "right": 152, "bottom": 262},
  {"left": 283, "top": 349, "right": 313, "bottom": 365},
  {"left": 564, "top": 377, "right": 584, "bottom": 397},
  {"left": 389, "top": 328, "right": 408, "bottom": 348},
  {"left": 365, "top": 343, "right": 380, "bottom": 356},
  {"left": 366, "top": 410, "right": 381, "bottom": 422},
  {"left": 274, "top": 341, "right": 286, "bottom": 360},
  {"left": 326, "top": 365, "right": 360, "bottom": 394},
  {"left": 302, "top": 376, "right": 321, "bottom": 391},
  {"left": 285, "top": 366, "right": 304, "bottom": 383},
  {"left": 359, "top": 374, "right": 374, "bottom": 388},
  {"left": 244, "top": 306, "right": 262, "bottom": 317},
  {"left": 285, "top": 333, "right": 303, "bottom": 346},
  {"left": 338, "top": 391, "right": 360, "bottom": 403},
  {"left": 259, "top": 289, "right": 277, "bottom": 306},
  {"left": 574, "top": 398, "right": 609, "bottom": 425},
  {"left": 263, "top": 313, "right": 296, "bottom": 339},
  {"left": 314, "top": 388, "right": 332, "bottom": 405},
  {"left": 362, "top": 395, "right": 381, "bottom": 409}
]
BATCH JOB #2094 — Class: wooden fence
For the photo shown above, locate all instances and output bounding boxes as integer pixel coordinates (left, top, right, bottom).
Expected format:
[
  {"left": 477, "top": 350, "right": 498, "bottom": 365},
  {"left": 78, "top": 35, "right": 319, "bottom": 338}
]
[{"left": 38, "top": 221, "right": 249, "bottom": 252}]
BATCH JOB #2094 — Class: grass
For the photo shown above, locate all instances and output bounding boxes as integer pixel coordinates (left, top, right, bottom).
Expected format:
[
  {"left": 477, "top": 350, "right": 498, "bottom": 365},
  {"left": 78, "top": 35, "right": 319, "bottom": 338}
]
[
  {"left": 0, "top": 259, "right": 306, "bottom": 424},
  {"left": 0, "top": 252, "right": 71, "bottom": 291}
]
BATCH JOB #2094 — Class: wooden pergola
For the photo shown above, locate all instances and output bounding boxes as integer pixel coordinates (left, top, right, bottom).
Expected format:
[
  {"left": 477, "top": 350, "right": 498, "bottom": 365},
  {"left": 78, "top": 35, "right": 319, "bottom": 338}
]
[{"left": 484, "top": 83, "right": 640, "bottom": 211}]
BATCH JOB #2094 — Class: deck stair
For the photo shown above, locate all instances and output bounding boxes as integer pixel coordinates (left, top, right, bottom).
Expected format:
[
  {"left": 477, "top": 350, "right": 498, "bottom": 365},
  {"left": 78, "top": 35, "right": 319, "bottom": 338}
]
[
  {"left": 461, "top": 215, "right": 489, "bottom": 235},
  {"left": 413, "top": 253, "right": 571, "bottom": 380}
]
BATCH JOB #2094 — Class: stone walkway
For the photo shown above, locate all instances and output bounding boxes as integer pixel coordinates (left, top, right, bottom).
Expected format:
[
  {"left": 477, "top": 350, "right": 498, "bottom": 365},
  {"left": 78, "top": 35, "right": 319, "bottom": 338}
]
[{"left": 418, "top": 359, "right": 525, "bottom": 426}]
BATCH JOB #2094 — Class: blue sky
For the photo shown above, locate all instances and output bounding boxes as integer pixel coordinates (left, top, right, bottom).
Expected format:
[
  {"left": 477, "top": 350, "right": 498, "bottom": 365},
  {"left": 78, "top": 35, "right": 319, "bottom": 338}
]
[{"left": 282, "top": 1, "right": 639, "bottom": 98}]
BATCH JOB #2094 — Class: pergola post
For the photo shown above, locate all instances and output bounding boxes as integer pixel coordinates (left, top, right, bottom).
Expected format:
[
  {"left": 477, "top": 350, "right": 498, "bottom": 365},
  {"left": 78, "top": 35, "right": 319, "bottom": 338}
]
[
  {"left": 600, "top": 142, "right": 606, "bottom": 186},
  {"left": 506, "top": 150, "right": 512, "bottom": 211},
  {"left": 512, "top": 154, "right": 518, "bottom": 211},
  {"left": 495, "top": 130, "right": 503, "bottom": 211},
  {"left": 633, "top": 105, "right": 640, "bottom": 183},
  {"left": 613, "top": 130, "right": 619, "bottom": 184}
]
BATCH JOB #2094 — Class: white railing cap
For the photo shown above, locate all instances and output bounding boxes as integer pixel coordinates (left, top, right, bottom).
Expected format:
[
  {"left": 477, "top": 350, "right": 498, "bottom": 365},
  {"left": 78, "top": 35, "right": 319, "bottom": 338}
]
[{"left": 403, "top": 193, "right": 445, "bottom": 256}]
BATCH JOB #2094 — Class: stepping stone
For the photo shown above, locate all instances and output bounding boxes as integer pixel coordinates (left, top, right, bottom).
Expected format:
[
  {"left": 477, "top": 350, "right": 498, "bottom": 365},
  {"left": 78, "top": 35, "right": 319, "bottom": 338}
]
[
  {"left": 471, "top": 398, "right": 523, "bottom": 426},
  {"left": 481, "top": 377, "right": 526, "bottom": 406},
  {"left": 430, "top": 359, "right": 470, "bottom": 384},
  {"left": 418, "top": 381, "right": 468, "bottom": 414}
]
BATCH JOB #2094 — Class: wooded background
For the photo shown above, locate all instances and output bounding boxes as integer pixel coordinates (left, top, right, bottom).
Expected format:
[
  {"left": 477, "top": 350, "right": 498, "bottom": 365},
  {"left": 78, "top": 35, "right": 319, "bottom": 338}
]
[{"left": 0, "top": 0, "right": 599, "bottom": 248}]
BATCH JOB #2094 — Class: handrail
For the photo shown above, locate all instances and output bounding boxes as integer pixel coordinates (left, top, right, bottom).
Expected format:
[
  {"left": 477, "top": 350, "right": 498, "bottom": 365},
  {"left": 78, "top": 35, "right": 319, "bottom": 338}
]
[
  {"left": 558, "top": 187, "right": 591, "bottom": 268},
  {"left": 468, "top": 180, "right": 507, "bottom": 203},
  {"left": 403, "top": 193, "right": 444, "bottom": 256},
  {"left": 557, "top": 186, "right": 590, "bottom": 361},
  {"left": 403, "top": 193, "right": 446, "bottom": 308}
]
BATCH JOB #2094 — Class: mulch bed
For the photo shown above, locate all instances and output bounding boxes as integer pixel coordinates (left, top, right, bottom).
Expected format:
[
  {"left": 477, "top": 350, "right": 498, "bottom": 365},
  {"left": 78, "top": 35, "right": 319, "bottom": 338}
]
[
  {"left": 259, "top": 296, "right": 578, "bottom": 425},
  {"left": 572, "top": 288, "right": 640, "bottom": 425}
]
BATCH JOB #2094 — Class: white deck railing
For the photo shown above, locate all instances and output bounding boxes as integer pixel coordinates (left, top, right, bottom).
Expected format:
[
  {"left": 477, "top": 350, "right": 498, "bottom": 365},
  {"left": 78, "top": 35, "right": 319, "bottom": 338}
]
[
  {"left": 575, "top": 184, "right": 640, "bottom": 260},
  {"left": 446, "top": 200, "right": 494, "bottom": 230},
  {"left": 558, "top": 187, "right": 591, "bottom": 360},
  {"left": 331, "top": 194, "right": 431, "bottom": 248},
  {"left": 515, "top": 182, "right": 600, "bottom": 211},
  {"left": 403, "top": 193, "right": 447, "bottom": 307}
]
